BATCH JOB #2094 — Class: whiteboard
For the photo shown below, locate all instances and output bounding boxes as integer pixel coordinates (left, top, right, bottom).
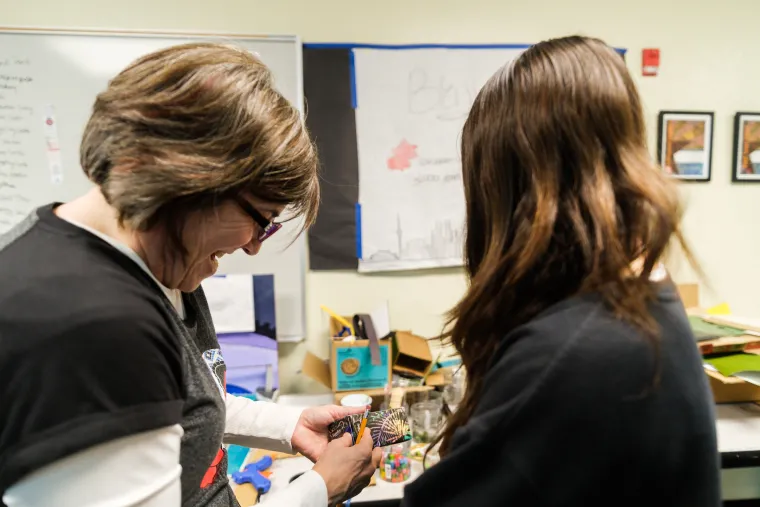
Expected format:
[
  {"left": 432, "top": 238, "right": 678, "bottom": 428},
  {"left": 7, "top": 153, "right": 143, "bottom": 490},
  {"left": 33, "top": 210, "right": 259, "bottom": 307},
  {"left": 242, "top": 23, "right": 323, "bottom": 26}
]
[{"left": 0, "top": 28, "right": 307, "bottom": 340}]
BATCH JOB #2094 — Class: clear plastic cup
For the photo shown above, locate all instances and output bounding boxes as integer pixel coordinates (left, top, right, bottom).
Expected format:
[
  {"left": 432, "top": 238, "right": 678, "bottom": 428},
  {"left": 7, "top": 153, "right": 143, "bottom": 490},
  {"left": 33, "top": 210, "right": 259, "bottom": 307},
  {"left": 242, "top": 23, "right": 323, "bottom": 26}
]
[
  {"left": 379, "top": 441, "right": 412, "bottom": 483},
  {"left": 410, "top": 400, "right": 443, "bottom": 445}
]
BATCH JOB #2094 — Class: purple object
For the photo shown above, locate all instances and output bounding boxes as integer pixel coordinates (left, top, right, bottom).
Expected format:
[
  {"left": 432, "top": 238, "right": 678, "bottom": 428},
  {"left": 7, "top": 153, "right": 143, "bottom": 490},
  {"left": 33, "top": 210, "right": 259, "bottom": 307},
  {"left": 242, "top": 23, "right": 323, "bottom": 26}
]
[{"left": 218, "top": 274, "right": 279, "bottom": 394}]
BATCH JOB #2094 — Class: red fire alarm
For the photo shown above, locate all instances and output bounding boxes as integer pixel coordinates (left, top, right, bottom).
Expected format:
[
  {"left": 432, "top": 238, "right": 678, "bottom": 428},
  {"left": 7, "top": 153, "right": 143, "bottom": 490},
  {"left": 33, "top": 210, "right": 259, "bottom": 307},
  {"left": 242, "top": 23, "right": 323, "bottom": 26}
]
[{"left": 642, "top": 48, "right": 660, "bottom": 77}]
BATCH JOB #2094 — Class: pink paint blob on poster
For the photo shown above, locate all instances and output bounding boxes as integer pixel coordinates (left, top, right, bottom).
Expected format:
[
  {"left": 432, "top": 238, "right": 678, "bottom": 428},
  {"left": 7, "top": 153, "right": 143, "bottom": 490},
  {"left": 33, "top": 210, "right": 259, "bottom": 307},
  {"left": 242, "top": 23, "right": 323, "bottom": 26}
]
[{"left": 387, "top": 139, "right": 418, "bottom": 171}]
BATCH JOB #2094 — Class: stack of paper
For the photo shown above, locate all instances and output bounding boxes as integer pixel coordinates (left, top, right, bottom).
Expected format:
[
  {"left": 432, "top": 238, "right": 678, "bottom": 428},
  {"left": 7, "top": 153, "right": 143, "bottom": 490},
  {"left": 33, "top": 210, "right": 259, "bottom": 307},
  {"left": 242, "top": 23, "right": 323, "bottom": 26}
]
[
  {"left": 690, "top": 315, "right": 760, "bottom": 355},
  {"left": 696, "top": 314, "right": 760, "bottom": 387}
]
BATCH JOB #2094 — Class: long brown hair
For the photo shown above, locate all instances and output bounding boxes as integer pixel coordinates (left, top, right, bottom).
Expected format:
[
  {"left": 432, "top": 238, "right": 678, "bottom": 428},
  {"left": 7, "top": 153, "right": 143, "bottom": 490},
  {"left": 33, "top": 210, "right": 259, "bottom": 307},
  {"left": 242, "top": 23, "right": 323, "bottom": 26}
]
[{"left": 436, "top": 36, "right": 697, "bottom": 455}]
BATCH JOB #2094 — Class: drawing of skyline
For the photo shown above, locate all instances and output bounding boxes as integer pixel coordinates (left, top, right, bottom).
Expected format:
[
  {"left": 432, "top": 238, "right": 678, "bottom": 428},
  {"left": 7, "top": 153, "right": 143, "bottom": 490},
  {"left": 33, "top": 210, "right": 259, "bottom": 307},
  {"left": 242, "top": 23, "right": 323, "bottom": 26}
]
[{"left": 366, "top": 213, "right": 464, "bottom": 263}]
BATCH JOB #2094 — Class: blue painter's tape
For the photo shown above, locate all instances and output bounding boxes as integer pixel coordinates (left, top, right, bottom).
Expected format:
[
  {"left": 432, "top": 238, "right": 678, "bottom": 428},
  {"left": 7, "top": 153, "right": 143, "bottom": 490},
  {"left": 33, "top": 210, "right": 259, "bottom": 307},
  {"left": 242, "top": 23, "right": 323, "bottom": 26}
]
[
  {"left": 349, "top": 49, "right": 357, "bottom": 109},
  {"left": 355, "top": 203, "right": 362, "bottom": 260}
]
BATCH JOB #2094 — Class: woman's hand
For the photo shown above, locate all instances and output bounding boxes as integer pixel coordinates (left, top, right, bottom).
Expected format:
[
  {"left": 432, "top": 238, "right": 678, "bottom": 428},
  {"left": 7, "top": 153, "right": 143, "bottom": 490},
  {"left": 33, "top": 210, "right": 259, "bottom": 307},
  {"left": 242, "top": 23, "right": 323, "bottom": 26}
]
[
  {"left": 291, "top": 404, "right": 367, "bottom": 462},
  {"left": 313, "top": 433, "right": 382, "bottom": 505}
]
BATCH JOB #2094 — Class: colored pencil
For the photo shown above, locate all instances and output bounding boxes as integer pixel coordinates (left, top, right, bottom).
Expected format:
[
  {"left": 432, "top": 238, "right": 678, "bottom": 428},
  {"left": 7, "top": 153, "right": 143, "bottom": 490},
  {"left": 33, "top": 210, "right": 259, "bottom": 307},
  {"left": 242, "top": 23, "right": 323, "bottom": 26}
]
[{"left": 355, "top": 407, "right": 370, "bottom": 444}]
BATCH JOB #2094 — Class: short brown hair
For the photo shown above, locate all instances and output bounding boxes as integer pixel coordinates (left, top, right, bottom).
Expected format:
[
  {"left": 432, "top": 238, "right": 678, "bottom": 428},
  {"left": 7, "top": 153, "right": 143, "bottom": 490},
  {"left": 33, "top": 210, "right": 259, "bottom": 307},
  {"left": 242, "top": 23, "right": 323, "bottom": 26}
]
[
  {"left": 436, "top": 36, "right": 698, "bottom": 454},
  {"left": 80, "top": 42, "right": 319, "bottom": 251}
]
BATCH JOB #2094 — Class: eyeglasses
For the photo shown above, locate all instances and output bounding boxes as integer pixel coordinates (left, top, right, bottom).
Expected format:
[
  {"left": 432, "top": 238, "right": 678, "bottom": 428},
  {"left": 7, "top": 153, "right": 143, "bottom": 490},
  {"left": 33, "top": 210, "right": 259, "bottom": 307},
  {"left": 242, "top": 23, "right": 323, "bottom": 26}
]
[{"left": 235, "top": 197, "right": 282, "bottom": 242}]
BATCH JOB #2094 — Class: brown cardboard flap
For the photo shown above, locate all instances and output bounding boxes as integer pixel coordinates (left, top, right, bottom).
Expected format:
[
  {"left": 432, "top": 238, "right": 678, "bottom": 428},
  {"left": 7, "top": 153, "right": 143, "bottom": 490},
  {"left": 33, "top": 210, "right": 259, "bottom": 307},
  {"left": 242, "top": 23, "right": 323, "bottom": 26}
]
[
  {"left": 676, "top": 284, "right": 699, "bottom": 309},
  {"left": 706, "top": 368, "right": 746, "bottom": 385},
  {"left": 233, "top": 484, "right": 258, "bottom": 506},
  {"left": 425, "top": 370, "right": 446, "bottom": 387},
  {"left": 393, "top": 331, "right": 433, "bottom": 377},
  {"left": 302, "top": 351, "right": 332, "bottom": 389},
  {"left": 394, "top": 364, "right": 427, "bottom": 378},
  {"left": 706, "top": 369, "right": 760, "bottom": 403}
]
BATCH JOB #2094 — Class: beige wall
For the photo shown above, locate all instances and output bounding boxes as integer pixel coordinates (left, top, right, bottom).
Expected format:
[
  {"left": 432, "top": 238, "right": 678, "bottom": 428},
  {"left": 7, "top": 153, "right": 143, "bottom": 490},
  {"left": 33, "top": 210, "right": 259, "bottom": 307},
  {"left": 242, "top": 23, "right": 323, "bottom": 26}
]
[{"left": 4, "top": 0, "right": 759, "bottom": 392}]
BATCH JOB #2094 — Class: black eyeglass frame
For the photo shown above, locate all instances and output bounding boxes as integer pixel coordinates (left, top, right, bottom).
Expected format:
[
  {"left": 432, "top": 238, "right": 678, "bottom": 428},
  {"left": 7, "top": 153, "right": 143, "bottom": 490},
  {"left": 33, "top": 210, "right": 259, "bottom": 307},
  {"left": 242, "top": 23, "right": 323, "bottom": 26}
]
[{"left": 235, "top": 197, "right": 282, "bottom": 242}]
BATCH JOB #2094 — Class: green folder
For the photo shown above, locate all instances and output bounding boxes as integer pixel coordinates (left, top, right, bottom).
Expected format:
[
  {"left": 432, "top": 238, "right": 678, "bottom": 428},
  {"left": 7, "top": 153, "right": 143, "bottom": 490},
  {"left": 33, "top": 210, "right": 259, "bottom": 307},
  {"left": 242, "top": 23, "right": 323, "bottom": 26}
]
[
  {"left": 689, "top": 316, "right": 745, "bottom": 342},
  {"left": 704, "top": 353, "right": 760, "bottom": 377}
]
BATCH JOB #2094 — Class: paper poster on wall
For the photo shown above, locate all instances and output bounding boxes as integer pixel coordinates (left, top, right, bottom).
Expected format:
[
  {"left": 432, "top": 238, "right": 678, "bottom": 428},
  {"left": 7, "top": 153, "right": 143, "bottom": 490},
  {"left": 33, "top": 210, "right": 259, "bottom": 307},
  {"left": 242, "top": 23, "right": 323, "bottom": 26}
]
[
  {"left": 201, "top": 274, "right": 256, "bottom": 334},
  {"left": 203, "top": 274, "right": 280, "bottom": 396},
  {"left": 352, "top": 46, "right": 527, "bottom": 272}
]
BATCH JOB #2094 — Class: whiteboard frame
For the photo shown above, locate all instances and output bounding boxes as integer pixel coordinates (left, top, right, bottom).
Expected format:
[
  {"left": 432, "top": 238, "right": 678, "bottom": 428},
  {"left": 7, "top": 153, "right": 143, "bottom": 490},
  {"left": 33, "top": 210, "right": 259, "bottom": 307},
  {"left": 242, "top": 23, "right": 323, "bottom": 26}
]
[
  {"left": 0, "top": 25, "right": 295, "bottom": 41},
  {"left": 0, "top": 26, "right": 309, "bottom": 342}
]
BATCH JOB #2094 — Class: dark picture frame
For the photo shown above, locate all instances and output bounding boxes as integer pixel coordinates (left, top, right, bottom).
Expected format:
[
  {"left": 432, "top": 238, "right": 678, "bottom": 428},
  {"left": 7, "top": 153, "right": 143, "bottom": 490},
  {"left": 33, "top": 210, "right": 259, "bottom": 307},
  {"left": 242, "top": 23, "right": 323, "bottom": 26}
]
[
  {"left": 657, "top": 111, "right": 714, "bottom": 182},
  {"left": 732, "top": 112, "right": 760, "bottom": 183}
]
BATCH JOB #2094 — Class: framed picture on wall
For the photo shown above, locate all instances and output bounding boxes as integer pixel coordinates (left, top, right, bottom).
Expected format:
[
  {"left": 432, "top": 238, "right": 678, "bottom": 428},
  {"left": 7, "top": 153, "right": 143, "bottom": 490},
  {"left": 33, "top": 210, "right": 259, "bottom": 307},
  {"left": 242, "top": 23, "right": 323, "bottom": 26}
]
[
  {"left": 732, "top": 112, "right": 760, "bottom": 183},
  {"left": 657, "top": 111, "right": 714, "bottom": 182}
]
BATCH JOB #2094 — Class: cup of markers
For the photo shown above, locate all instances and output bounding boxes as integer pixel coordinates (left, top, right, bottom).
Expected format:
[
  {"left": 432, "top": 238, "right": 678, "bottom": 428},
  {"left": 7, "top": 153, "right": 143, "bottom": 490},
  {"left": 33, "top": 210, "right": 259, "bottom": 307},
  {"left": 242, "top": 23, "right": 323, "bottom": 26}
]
[{"left": 380, "top": 442, "right": 411, "bottom": 483}]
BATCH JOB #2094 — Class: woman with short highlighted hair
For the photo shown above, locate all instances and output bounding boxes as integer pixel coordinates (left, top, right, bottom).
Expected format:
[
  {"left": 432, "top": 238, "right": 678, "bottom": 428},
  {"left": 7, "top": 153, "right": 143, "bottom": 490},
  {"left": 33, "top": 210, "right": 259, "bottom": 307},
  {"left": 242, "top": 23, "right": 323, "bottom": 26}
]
[{"left": 0, "top": 43, "right": 379, "bottom": 507}]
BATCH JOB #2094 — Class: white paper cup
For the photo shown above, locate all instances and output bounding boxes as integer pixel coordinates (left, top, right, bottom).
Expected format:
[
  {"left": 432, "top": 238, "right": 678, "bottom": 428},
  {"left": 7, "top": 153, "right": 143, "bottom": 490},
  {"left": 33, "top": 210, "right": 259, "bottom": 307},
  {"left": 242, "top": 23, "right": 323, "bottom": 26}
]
[{"left": 340, "top": 393, "right": 372, "bottom": 408}]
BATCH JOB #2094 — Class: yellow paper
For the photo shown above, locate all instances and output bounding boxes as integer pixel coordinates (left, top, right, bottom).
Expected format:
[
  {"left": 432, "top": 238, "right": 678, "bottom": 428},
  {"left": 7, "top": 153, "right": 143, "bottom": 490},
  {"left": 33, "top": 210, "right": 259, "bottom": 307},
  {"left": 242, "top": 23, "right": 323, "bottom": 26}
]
[
  {"left": 707, "top": 303, "right": 732, "bottom": 316},
  {"left": 320, "top": 305, "right": 355, "bottom": 335}
]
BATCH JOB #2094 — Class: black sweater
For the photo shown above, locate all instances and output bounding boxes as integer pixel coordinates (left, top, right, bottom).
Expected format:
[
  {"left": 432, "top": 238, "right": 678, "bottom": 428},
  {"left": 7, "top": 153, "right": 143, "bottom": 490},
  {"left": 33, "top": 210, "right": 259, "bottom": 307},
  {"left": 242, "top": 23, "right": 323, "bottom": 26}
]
[{"left": 402, "top": 283, "right": 720, "bottom": 507}]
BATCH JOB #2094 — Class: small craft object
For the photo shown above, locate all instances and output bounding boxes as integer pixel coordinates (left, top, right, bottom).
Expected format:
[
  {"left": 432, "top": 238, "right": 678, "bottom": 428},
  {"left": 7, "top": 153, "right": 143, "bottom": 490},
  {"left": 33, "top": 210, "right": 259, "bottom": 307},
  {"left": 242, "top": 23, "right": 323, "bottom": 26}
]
[
  {"left": 380, "top": 444, "right": 411, "bottom": 483},
  {"left": 328, "top": 407, "right": 411, "bottom": 447}
]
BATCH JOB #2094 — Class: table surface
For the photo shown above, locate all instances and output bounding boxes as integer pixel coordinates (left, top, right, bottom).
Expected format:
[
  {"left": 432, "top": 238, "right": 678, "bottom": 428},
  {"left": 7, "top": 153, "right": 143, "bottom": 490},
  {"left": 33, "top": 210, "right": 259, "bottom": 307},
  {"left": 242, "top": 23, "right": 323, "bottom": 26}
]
[
  {"left": 259, "top": 396, "right": 760, "bottom": 504},
  {"left": 267, "top": 455, "right": 423, "bottom": 504},
  {"left": 715, "top": 403, "right": 760, "bottom": 453}
]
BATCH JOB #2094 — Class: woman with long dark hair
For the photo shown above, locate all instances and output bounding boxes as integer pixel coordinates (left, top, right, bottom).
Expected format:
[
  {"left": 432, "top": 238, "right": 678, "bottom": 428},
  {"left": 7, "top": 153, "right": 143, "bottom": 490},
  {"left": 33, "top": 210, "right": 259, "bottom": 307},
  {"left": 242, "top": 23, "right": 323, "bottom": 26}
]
[{"left": 403, "top": 36, "right": 719, "bottom": 506}]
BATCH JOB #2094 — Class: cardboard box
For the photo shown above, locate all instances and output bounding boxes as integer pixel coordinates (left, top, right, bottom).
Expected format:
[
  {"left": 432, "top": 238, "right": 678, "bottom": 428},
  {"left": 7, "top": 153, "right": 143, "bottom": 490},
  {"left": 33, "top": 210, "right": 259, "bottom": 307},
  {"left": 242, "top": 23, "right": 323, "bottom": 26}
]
[
  {"left": 677, "top": 283, "right": 699, "bottom": 309},
  {"left": 328, "top": 315, "right": 354, "bottom": 338},
  {"left": 392, "top": 331, "right": 433, "bottom": 377},
  {"left": 301, "top": 350, "right": 332, "bottom": 390},
  {"left": 706, "top": 368, "right": 760, "bottom": 403},
  {"left": 677, "top": 284, "right": 760, "bottom": 402},
  {"left": 424, "top": 366, "right": 454, "bottom": 387},
  {"left": 695, "top": 310, "right": 760, "bottom": 403},
  {"left": 333, "top": 385, "right": 433, "bottom": 407},
  {"left": 332, "top": 339, "right": 392, "bottom": 391},
  {"left": 302, "top": 339, "right": 393, "bottom": 393},
  {"left": 302, "top": 348, "right": 433, "bottom": 406}
]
